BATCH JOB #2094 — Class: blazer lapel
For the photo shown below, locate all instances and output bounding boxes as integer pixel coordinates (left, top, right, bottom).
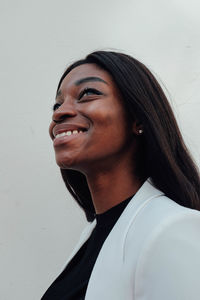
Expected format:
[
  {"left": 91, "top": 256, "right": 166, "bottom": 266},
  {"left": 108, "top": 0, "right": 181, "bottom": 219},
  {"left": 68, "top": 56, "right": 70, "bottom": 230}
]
[
  {"left": 85, "top": 178, "right": 164, "bottom": 299},
  {"left": 60, "top": 177, "right": 164, "bottom": 299}
]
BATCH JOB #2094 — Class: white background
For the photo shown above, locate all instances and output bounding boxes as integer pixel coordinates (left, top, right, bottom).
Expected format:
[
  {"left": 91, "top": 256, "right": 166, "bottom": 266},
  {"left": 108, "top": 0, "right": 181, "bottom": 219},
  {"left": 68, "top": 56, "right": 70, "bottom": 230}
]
[{"left": 0, "top": 0, "right": 199, "bottom": 299}]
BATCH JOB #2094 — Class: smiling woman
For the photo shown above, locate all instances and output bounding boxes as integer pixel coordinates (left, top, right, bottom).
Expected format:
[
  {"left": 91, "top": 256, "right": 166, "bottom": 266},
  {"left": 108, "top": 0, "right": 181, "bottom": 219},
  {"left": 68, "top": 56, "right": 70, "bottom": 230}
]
[
  {"left": 49, "top": 63, "right": 139, "bottom": 196},
  {"left": 41, "top": 51, "right": 200, "bottom": 300}
]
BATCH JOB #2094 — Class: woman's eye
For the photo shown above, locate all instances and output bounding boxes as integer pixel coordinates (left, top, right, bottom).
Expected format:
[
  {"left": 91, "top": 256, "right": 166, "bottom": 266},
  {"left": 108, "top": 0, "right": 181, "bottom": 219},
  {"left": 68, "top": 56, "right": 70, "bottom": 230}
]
[
  {"left": 52, "top": 103, "right": 61, "bottom": 111},
  {"left": 78, "top": 88, "right": 102, "bottom": 101},
  {"left": 52, "top": 88, "right": 102, "bottom": 110}
]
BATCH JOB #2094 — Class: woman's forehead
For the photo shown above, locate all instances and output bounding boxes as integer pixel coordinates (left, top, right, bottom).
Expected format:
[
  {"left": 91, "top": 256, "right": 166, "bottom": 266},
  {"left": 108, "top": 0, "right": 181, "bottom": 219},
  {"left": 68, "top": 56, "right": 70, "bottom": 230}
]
[{"left": 60, "top": 63, "right": 113, "bottom": 89}]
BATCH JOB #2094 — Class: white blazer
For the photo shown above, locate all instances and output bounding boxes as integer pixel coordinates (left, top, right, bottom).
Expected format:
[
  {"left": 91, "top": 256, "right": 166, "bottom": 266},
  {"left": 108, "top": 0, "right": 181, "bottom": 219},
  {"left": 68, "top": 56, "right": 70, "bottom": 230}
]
[{"left": 61, "top": 178, "right": 200, "bottom": 299}]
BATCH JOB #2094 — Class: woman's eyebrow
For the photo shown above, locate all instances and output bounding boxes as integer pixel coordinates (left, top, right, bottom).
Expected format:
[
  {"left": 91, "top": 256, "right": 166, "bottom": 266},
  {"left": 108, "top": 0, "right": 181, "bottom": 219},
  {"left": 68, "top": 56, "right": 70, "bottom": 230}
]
[
  {"left": 55, "top": 76, "right": 108, "bottom": 99},
  {"left": 74, "top": 76, "right": 108, "bottom": 86}
]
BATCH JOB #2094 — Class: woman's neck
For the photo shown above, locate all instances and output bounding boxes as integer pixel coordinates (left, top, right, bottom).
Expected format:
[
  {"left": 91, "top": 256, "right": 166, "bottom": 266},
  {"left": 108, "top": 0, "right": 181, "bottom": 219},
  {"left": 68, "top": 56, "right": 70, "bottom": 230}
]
[{"left": 86, "top": 165, "right": 144, "bottom": 214}]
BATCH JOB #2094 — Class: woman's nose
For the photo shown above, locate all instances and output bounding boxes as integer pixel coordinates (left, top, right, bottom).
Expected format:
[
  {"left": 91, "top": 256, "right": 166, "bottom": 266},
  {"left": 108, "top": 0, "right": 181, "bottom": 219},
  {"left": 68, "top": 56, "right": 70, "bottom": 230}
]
[{"left": 52, "top": 101, "right": 77, "bottom": 123}]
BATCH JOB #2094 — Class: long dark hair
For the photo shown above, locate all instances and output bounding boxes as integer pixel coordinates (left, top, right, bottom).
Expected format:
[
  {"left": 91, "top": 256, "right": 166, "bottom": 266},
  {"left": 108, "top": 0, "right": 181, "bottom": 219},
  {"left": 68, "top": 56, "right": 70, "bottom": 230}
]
[{"left": 56, "top": 51, "right": 200, "bottom": 222}]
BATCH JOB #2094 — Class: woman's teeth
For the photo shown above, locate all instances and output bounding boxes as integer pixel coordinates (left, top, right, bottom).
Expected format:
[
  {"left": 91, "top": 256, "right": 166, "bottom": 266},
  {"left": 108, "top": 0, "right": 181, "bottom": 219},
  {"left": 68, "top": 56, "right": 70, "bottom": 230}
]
[{"left": 55, "top": 130, "right": 83, "bottom": 139}]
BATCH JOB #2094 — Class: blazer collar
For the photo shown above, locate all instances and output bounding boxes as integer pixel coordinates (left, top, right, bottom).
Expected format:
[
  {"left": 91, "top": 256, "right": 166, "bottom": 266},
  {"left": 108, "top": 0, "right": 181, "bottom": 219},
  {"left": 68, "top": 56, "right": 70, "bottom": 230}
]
[
  {"left": 84, "top": 177, "right": 164, "bottom": 299},
  {"left": 60, "top": 177, "right": 164, "bottom": 272},
  {"left": 87, "top": 176, "right": 163, "bottom": 231}
]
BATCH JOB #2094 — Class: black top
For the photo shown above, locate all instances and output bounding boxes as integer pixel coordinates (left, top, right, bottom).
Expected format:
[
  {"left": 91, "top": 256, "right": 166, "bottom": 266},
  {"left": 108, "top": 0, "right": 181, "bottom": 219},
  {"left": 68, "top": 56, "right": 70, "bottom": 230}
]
[{"left": 41, "top": 195, "right": 134, "bottom": 300}]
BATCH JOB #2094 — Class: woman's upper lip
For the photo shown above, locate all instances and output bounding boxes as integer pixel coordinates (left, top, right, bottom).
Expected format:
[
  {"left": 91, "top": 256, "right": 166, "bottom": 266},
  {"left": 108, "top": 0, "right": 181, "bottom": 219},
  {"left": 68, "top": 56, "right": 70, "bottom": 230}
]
[{"left": 53, "top": 123, "right": 89, "bottom": 138}]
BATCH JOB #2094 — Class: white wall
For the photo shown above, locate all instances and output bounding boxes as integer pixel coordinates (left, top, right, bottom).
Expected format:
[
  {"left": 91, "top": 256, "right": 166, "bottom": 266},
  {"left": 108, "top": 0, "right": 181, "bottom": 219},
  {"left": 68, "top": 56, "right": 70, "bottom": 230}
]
[{"left": 0, "top": 0, "right": 199, "bottom": 299}]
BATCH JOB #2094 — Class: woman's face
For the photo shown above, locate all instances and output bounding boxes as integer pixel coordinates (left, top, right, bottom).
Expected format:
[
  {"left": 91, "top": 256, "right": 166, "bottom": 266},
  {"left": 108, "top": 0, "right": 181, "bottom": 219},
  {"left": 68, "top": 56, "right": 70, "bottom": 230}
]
[{"left": 49, "top": 63, "right": 136, "bottom": 174}]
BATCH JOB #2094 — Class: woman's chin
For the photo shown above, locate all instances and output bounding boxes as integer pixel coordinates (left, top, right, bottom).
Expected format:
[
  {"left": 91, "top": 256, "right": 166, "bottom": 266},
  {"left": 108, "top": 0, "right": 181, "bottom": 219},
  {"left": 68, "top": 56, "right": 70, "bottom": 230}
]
[{"left": 55, "top": 154, "right": 77, "bottom": 169}]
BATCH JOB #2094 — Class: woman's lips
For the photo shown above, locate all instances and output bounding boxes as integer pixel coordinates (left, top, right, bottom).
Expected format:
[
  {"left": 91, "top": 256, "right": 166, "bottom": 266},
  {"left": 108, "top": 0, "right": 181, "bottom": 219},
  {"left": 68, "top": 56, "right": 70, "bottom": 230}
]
[
  {"left": 53, "top": 123, "right": 89, "bottom": 138},
  {"left": 53, "top": 130, "right": 87, "bottom": 147}
]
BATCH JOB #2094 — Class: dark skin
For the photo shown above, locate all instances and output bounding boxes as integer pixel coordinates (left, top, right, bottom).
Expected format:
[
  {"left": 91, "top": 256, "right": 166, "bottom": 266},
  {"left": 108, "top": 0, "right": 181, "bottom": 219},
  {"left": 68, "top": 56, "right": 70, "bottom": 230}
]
[{"left": 49, "top": 64, "right": 144, "bottom": 214}]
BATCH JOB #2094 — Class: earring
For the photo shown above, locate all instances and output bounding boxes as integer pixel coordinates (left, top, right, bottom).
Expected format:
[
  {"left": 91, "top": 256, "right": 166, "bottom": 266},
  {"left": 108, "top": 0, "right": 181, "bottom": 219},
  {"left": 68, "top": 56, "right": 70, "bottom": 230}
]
[{"left": 138, "top": 129, "right": 143, "bottom": 134}]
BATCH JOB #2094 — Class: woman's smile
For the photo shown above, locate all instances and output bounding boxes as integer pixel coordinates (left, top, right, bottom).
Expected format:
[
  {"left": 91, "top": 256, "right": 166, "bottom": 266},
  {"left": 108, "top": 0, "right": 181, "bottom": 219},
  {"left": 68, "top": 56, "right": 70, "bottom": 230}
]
[
  {"left": 52, "top": 122, "right": 89, "bottom": 147},
  {"left": 53, "top": 128, "right": 88, "bottom": 147}
]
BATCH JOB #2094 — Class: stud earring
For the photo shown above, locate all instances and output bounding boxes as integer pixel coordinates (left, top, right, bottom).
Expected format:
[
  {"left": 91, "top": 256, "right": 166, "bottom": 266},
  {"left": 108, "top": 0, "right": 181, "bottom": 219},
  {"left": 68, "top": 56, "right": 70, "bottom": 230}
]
[{"left": 138, "top": 129, "right": 143, "bottom": 134}]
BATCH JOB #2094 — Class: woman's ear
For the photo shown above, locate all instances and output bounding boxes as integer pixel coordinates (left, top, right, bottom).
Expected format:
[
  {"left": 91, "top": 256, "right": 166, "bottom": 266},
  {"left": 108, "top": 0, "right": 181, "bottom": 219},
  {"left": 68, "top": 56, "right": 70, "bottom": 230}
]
[{"left": 132, "top": 120, "right": 144, "bottom": 136}]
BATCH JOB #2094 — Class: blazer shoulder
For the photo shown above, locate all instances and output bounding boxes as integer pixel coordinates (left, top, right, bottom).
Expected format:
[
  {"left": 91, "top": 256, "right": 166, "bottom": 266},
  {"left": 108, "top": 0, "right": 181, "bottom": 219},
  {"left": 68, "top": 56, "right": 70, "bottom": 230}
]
[
  {"left": 134, "top": 207, "right": 200, "bottom": 300},
  {"left": 124, "top": 194, "right": 196, "bottom": 256}
]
